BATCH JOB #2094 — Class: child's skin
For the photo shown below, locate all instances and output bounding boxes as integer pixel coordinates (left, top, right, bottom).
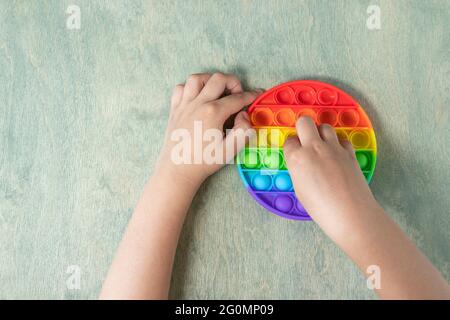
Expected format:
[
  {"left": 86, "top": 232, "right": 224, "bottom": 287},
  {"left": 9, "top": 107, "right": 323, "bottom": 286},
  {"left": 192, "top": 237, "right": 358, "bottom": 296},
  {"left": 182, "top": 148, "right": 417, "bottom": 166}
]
[{"left": 100, "top": 73, "right": 450, "bottom": 300}]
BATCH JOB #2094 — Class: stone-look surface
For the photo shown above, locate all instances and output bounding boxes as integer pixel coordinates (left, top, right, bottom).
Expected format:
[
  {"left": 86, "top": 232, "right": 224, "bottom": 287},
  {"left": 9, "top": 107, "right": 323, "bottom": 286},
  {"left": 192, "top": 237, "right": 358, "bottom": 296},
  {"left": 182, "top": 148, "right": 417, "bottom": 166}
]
[{"left": 0, "top": 0, "right": 449, "bottom": 299}]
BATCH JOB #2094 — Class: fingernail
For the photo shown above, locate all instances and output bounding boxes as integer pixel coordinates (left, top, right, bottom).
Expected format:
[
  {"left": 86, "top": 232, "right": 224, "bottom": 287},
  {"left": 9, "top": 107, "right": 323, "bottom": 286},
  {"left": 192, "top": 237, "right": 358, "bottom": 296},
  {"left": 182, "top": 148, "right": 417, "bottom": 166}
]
[
  {"left": 241, "top": 111, "right": 250, "bottom": 120},
  {"left": 299, "top": 115, "right": 312, "bottom": 122}
]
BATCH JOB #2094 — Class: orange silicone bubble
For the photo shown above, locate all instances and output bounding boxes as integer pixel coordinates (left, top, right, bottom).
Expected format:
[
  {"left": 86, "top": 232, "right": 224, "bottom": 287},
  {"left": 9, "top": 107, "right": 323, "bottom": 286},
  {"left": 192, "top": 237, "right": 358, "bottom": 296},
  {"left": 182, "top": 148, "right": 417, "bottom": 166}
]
[
  {"left": 297, "top": 108, "right": 317, "bottom": 123},
  {"left": 275, "top": 87, "right": 295, "bottom": 104},
  {"left": 338, "top": 109, "right": 360, "bottom": 127},
  {"left": 317, "top": 88, "right": 338, "bottom": 105},
  {"left": 275, "top": 108, "right": 296, "bottom": 126},
  {"left": 317, "top": 109, "right": 338, "bottom": 126},
  {"left": 252, "top": 108, "right": 274, "bottom": 126},
  {"left": 295, "top": 86, "right": 317, "bottom": 105}
]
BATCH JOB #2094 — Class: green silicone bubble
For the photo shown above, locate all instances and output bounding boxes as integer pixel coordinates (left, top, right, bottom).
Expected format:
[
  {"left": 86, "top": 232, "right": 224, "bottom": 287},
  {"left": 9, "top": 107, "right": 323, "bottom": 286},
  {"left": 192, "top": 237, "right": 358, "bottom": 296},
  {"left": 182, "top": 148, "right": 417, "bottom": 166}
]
[
  {"left": 263, "top": 150, "right": 284, "bottom": 170},
  {"left": 241, "top": 149, "right": 260, "bottom": 169},
  {"left": 356, "top": 152, "right": 369, "bottom": 170}
]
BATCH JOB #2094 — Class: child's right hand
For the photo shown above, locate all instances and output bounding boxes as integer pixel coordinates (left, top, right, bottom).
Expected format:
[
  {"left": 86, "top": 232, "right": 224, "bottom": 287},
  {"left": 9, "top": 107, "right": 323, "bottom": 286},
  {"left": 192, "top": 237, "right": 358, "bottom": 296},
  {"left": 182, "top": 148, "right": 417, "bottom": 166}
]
[
  {"left": 283, "top": 116, "right": 380, "bottom": 240},
  {"left": 284, "top": 116, "right": 450, "bottom": 299}
]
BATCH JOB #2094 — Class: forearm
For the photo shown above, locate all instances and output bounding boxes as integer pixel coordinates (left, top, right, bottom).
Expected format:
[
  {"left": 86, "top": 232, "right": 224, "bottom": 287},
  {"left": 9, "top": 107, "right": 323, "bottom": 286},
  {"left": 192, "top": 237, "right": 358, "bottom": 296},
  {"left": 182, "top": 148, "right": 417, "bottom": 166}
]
[
  {"left": 99, "top": 169, "right": 200, "bottom": 299},
  {"left": 330, "top": 203, "right": 450, "bottom": 299},
  {"left": 99, "top": 72, "right": 257, "bottom": 299}
]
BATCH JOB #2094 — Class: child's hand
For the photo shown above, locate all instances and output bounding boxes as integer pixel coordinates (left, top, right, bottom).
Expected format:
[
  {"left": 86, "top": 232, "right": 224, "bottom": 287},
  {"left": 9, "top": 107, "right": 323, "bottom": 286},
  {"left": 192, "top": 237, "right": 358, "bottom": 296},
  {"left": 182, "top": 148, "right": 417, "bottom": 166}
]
[
  {"left": 283, "top": 116, "right": 379, "bottom": 238},
  {"left": 105, "top": 89, "right": 450, "bottom": 300},
  {"left": 155, "top": 73, "right": 261, "bottom": 188},
  {"left": 283, "top": 116, "right": 450, "bottom": 299}
]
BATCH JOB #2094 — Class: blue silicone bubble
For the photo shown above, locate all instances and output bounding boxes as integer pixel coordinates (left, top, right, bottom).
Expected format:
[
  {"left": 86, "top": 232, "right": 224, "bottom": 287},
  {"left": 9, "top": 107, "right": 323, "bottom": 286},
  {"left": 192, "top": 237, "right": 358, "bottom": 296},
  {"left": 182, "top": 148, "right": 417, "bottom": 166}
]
[
  {"left": 251, "top": 173, "right": 272, "bottom": 191},
  {"left": 274, "top": 173, "right": 292, "bottom": 191}
]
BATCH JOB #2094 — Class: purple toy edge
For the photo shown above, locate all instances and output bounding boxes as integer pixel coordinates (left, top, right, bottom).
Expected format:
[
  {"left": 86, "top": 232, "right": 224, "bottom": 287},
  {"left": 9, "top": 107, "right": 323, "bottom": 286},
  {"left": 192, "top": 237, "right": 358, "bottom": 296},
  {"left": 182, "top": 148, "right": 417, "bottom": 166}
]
[{"left": 246, "top": 186, "right": 312, "bottom": 221}]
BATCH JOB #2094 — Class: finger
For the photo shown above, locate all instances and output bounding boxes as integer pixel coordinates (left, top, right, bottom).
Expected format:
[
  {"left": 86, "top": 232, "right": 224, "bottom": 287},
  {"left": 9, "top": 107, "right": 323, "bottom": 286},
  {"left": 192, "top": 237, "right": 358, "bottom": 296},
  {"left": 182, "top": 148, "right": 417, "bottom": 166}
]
[
  {"left": 170, "top": 84, "right": 184, "bottom": 110},
  {"left": 197, "top": 72, "right": 243, "bottom": 102},
  {"left": 183, "top": 73, "right": 212, "bottom": 101},
  {"left": 283, "top": 136, "right": 301, "bottom": 157},
  {"left": 233, "top": 110, "right": 251, "bottom": 130},
  {"left": 341, "top": 139, "right": 356, "bottom": 158},
  {"left": 215, "top": 90, "right": 261, "bottom": 119},
  {"left": 318, "top": 124, "right": 339, "bottom": 144},
  {"left": 222, "top": 111, "right": 255, "bottom": 164},
  {"left": 283, "top": 136, "right": 301, "bottom": 169},
  {"left": 295, "top": 116, "right": 321, "bottom": 145}
]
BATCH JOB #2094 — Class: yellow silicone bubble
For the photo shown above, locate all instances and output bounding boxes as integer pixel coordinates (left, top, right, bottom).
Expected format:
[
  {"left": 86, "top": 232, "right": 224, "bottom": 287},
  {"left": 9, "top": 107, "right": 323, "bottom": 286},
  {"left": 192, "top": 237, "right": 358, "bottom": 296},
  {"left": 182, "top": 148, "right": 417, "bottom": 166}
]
[
  {"left": 267, "top": 128, "right": 284, "bottom": 147},
  {"left": 335, "top": 128, "right": 348, "bottom": 142},
  {"left": 257, "top": 129, "right": 269, "bottom": 147},
  {"left": 281, "top": 129, "right": 297, "bottom": 146},
  {"left": 349, "top": 130, "right": 371, "bottom": 149}
]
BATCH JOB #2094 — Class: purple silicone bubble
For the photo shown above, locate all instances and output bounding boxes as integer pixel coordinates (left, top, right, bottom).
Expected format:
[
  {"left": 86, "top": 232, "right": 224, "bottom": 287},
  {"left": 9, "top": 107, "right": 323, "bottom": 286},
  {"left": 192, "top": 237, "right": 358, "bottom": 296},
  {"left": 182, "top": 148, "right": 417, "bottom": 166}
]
[
  {"left": 295, "top": 199, "right": 305, "bottom": 212},
  {"left": 273, "top": 195, "right": 294, "bottom": 213},
  {"left": 245, "top": 187, "right": 312, "bottom": 221},
  {"left": 294, "top": 199, "right": 311, "bottom": 218}
]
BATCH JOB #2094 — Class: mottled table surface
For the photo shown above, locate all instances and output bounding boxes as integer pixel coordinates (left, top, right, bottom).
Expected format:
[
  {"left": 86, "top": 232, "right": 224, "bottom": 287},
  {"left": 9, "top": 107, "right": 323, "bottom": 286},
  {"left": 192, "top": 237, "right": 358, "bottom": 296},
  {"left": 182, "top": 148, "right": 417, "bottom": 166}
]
[{"left": 0, "top": 0, "right": 449, "bottom": 299}]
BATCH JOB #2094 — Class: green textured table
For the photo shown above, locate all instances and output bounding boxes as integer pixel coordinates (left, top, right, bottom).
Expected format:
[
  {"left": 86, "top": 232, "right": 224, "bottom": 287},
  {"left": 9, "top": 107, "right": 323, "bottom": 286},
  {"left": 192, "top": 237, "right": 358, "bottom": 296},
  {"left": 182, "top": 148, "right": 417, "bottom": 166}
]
[{"left": 0, "top": 0, "right": 449, "bottom": 299}]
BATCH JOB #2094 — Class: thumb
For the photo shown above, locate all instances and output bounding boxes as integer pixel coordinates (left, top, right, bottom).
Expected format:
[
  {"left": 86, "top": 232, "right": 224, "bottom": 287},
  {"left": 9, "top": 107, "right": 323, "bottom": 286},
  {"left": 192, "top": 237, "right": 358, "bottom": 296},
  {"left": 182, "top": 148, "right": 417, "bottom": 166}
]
[{"left": 222, "top": 111, "right": 256, "bottom": 164}]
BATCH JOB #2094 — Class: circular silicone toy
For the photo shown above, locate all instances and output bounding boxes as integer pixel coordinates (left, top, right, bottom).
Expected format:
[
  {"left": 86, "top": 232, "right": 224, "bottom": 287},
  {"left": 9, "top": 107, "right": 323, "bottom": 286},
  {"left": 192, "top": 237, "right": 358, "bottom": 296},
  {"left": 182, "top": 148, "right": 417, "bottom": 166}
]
[{"left": 237, "top": 80, "right": 377, "bottom": 220}]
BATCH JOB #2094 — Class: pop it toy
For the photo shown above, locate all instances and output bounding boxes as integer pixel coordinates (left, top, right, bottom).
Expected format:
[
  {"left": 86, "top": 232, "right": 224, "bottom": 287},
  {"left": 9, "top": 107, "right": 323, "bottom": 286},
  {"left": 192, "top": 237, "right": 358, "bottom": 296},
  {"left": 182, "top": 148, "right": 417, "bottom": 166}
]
[{"left": 237, "top": 80, "right": 377, "bottom": 220}]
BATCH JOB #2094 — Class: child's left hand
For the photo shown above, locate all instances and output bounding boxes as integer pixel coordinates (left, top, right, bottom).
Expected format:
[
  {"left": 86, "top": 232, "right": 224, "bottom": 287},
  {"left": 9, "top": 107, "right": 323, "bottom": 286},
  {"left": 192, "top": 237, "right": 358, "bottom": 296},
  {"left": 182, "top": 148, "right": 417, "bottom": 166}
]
[
  {"left": 101, "top": 73, "right": 260, "bottom": 299},
  {"left": 155, "top": 73, "right": 261, "bottom": 188}
]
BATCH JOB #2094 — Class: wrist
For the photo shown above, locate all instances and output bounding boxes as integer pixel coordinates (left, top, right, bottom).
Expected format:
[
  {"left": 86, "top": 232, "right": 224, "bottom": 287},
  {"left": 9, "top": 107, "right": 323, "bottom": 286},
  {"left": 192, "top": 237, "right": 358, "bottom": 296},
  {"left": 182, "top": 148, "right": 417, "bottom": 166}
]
[
  {"left": 151, "top": 164, "right": 204, "bottom": 194},
  {"left": 323, "top": 200, "right": 387, "bottom": 252},
  {"left": 134, "top": 166, "right": 202, "bottom": 223}
]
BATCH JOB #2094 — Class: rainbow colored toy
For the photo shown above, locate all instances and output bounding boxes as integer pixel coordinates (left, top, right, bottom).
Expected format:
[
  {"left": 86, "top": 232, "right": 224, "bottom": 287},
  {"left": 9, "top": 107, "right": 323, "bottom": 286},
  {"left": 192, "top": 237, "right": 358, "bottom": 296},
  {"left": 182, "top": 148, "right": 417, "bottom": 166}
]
[{"left": 237, "top": 80, "right": 377, "bottom": 220}]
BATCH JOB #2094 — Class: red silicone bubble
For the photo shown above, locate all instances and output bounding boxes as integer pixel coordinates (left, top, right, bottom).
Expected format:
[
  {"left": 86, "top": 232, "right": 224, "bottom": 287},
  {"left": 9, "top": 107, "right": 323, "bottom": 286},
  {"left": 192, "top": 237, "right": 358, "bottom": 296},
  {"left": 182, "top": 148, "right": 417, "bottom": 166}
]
[
  {"left": 317, "top": 109, "right": 338, "bottom": 126},
  {"left": 275, "top": 87, "right": 295, "bottom": 104},
  {"left": 338, "top": 109, "right": 360, "bottom": 127},
  {"left": 295, "top": 86, "right": 317, "bottom": 105},
  {"left": 275, "top": 108, "right": 296, "bottom": 126},
  {"left": 297, "top": 108, "right": 317, "bottom": 123},
  {"left": 317, "top": 88, "right": 338, "bottom": 106},
  {"left": 251, "top": 108, "right": 274, "bottom": 126}
]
